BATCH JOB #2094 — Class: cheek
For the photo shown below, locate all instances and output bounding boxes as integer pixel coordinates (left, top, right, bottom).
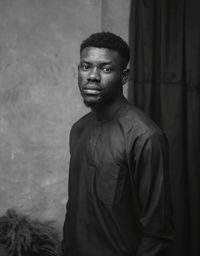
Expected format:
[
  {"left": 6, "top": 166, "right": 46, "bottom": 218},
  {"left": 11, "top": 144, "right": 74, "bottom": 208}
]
[
  {"left": 103, "top": 76, "right": 121, "bottom": 88},
  {"left": 78, "top": 73, "right": 86, "bottom": 85}
]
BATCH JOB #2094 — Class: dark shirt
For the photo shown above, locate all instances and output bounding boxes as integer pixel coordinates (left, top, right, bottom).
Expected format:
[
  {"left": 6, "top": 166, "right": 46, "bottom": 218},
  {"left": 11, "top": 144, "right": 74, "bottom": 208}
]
[{"left": 62, "top": 99, "right": 173, "bottom": 256}]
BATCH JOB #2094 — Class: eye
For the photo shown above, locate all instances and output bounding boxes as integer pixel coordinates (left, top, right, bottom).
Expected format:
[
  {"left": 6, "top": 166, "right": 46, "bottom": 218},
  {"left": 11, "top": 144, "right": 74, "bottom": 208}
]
[
  {"left": 80, "top": 63, "right": 90, "bottom": 71},
  {"left": 102, "top": 66, "right": 112, "bottom": 73}
]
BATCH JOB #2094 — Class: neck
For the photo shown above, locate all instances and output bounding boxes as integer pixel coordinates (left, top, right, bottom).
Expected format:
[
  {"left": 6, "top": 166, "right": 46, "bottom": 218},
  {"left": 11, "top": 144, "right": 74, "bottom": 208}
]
[{"left": 91, "top": 95, "right": 126, "bottom": 121}]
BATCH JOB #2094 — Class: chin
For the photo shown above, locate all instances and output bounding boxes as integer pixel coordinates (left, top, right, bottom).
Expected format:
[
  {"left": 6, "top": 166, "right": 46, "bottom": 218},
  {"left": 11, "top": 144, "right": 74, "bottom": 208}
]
[
  {"left": 83, "top": 100, "right": 99, "bottom": 108},
  {"left": 82, "top": 95, "right": 114, "bottom": 108}
]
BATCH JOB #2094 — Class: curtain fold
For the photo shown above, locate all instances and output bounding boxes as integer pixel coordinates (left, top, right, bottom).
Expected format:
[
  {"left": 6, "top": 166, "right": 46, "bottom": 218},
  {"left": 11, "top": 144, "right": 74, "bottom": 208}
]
[{"left": 129, "top": 0, "right": 200, "bottom": 255}]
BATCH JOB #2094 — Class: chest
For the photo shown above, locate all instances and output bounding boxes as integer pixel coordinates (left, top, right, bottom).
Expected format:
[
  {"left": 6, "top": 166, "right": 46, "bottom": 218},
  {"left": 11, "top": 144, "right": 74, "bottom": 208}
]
[
  {"left": 81, "top": 122, "right": 127, "bottom": 167},
  {"left": 71, "top": 122, "right": 129, "bottom": 205}
]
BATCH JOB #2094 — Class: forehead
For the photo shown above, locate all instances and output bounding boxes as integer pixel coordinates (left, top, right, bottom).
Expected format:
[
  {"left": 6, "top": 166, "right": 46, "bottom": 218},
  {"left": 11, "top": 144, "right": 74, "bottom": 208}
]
[{"left": 80, "top": 47, "right": 121, "bottom": 64}]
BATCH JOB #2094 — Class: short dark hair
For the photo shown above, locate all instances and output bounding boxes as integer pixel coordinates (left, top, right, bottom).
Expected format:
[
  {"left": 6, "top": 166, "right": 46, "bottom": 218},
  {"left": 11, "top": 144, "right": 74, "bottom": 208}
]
[{"left": 80, "top": 32, "right": 130, "bottom": 68}]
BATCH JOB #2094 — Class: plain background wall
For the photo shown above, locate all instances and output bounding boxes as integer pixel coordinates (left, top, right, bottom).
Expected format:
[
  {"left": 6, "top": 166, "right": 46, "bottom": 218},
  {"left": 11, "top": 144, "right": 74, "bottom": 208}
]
[{"left": 0, "top": 0, "right": 131, "bottom": 233}]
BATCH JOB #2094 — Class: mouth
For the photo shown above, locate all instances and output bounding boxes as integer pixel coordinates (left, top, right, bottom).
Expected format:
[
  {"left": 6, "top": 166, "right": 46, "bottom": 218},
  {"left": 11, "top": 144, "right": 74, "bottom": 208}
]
[
  {"left": 82, "top": 85, "right": 101, "bottom": 95},
  {"left": 83, "top": 89, "right": 101, "bottom": 95}
]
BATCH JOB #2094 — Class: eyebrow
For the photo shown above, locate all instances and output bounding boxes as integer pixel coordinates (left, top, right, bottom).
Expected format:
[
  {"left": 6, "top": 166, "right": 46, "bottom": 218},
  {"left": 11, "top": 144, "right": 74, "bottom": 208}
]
[{"left": 80, "top": 60, "right": 113, "bottom": 66}]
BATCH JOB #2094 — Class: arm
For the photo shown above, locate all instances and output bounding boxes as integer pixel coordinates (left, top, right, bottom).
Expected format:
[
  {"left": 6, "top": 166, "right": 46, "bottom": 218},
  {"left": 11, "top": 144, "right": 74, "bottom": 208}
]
[
  {"left": 62, "top": 125, "right": 76, "bottom": 255},
  {"left": 133, "top": 132, "right": 173, "bottom": 256}
]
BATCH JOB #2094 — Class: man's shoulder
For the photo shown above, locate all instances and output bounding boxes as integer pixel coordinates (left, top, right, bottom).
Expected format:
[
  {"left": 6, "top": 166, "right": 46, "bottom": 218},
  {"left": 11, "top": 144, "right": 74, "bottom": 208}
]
[
  {"left": 70, "top": 111, "right": 93, "bottom": 134},
  {"left": 120, "top": 104, "right": 168, "bottom": 151},
  {"left": 121, "top": 103, "right": 163, "bottom": 138}
]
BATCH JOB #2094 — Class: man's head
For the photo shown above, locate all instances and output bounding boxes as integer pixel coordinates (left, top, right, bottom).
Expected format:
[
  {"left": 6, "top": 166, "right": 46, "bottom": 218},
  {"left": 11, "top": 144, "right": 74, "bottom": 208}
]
[
  {"left": 80, "top": 32, "right": 130, "bottom": 69},
  {"left": 78, "top": 32, "right": 130, "bottom": 108}
]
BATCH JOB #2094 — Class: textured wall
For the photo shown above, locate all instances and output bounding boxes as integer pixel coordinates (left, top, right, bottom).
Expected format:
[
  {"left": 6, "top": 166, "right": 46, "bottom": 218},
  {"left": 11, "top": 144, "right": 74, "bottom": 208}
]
[{"left": 0, "top": 0, "right": 130, "bottom": 232}]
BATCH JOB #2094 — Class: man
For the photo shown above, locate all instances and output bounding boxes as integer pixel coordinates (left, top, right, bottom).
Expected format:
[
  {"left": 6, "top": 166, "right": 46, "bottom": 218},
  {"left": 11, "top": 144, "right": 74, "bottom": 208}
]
[{"left": 62, "top": 32, "right": 173, "bottom": 256}]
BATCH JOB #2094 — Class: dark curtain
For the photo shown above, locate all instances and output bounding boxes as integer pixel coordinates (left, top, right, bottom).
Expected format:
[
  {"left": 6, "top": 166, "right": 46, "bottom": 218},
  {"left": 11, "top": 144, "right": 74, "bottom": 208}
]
[{"left": 128, "top": 0, "right": 200, "bottom": 256}]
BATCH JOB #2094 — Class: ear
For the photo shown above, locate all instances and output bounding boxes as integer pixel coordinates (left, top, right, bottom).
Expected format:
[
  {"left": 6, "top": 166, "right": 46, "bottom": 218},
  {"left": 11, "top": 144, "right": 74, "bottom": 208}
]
[{"left": 122, "top": 68, "right": 129, "bottom": 85}]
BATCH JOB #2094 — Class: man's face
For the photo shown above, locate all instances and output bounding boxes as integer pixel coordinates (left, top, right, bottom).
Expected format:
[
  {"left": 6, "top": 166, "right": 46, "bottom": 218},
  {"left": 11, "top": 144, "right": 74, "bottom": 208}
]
[{"left": 78, "top": 47, "right": 127, "bottom": 108}]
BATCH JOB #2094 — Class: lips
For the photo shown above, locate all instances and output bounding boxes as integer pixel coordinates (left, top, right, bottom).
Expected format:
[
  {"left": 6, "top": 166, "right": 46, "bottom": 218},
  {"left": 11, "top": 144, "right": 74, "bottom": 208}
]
[
  {"left": 82, "top": 85, "right": 101, "bottom": 95},
  {"left": 83, "top": 89, "right": 101, "bottom": 95}
]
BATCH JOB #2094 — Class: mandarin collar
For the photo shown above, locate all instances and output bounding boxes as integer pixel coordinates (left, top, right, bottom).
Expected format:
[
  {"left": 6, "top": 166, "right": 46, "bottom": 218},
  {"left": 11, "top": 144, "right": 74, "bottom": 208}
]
[{"left": 91, "top": 97, "right": 129, "bottom": 123}]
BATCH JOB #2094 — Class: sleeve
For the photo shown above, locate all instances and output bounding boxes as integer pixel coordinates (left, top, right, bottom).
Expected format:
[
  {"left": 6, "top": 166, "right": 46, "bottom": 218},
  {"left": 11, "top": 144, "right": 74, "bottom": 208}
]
[
  {"left": 62, "top": 125, "right": 76, "bottom": 254},
  {"left": 133, "top": 132, "right": 173, "bottom": 256}
]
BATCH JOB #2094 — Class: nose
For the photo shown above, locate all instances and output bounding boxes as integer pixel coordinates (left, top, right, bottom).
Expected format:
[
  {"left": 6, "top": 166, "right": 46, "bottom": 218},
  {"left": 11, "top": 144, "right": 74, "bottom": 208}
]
[{"left": 87, "top": 67, "right": 100, "bottom": 83}]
